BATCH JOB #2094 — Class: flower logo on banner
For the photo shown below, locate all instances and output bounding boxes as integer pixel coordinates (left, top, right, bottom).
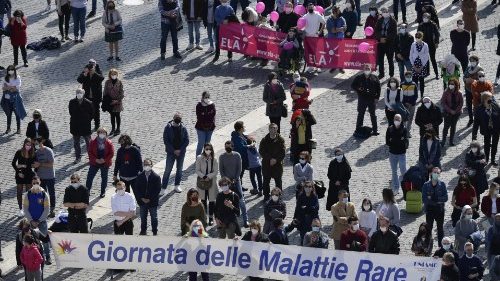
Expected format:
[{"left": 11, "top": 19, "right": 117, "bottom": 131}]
[
  {"left": 230, "top": 27, "right": 254, "bottom": 49},
  {"left": 318, "top": 41, "right": 340, "bottom": 63},
  {"left": 56, "top": 240, "right": 77, "bottom": 255}
]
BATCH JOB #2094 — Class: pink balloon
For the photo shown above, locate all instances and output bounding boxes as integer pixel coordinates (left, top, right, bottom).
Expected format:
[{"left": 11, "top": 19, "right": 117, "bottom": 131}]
[
  {"left": 358, "top": 42, "right": 370, "bottom": 53},
  {"left": 284, "top": 41, "right": 294, "bottom": 50},
  {"left": 294, "top": 5, "right": 306, "bottom": 16},
  {"left": 314, "top": 5, "right": 324, "bottom": 14},
  {"left": 270, "top": 11, "right": 279, "bottom": 22},
  {"left": 364, "top": 26, "right": 374, "bottom": 37},
  {"left": 256, "top": 2, "right": 265, "bottom": 14},
  {"left": 297, "top": 18, "right": 307, "bottom": 30}
]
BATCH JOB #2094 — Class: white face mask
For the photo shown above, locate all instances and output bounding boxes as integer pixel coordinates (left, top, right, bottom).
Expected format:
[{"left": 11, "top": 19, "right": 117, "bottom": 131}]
[
  {"left": 98, "top": 133, "right": 106, "bottom": 139},
  {"left": 111, "top": 75, "right": 117, "bottom": 80},
  {"left": 423, "top": 18, "right": 429, "bottom": 23},
  {"left": 221, "top": 1, "right": 229, "bottom": 5},
  {"left": 469, "top": 62, "right": 477, "bottom": 67},
  {"left": 251, "top": 229, "right": 259, "bottom": 235},
  {"left": 471, "top": 147, "right": 478, "bottom": 153},
  {"left": 8, "top": 70, "right": 15, "bottom": 75},
  {"left": 271, "top": 79, "right": 278, "bottom": 85},
  {"left": 405, "top": 77, "right": 413, "bottom": 82},
  {"left": 394, "top": 120, "right": 401, "bottom": 127},
  {"left": 494, "top": 189, "right": 499, "bottom": 196},
  {"left": 416, "top": 38, "right": 423, "bottom": 43},
  {"left": 272, "top": 195, "right": 279, "bottom": 202},
  {"left": 399, "top": 28, "right": 406, "bottom": 34},
  {"left": 363, "top": 204, "right": 370, "bottom": 211},
  {"left": 144, "top": 165, "right": 152, "bottom": 172},
  {"left": 380, "top": 226, "right": 388, "bottom": 232},
  {"left": 203, "top": 98, "right": 211, "bottom": 104},
  {"left": 76, "top": 94, "right": 84, "bottom": 100},
  {"left": 299, "top": 159, "right": 306, "bottom": 164},
  {"left": 221, "top": 185, "right": 229, "bottom": 192},
  {"left": 193, "top": 226, "right": 200, "bottom": 233},
  {"left": 352, "top": 224, "right": 359, "bottom": 231},
  {"left": 464, "top": 214, "right": 472, "bottom": 220},
  {"left": 458, "top": 24, "right": 464, "bottom": 30},
  {"left": 345, "top": 3, "right": 351, "bottom": 8},
  {"left": 71, "top": 183, "right": 79, "bottom": 188},
  {"left": 117, "top": 189, "right": 126, "bottom": 196},
  {"left": 369, "top": 11, "right": 376, "bottom": 17},
  {"left": 442, "top": 244, "right": 451, "bottom": 251},
  {"left": 448, "top": 84, "right": 455, "bottom": 90},
  {"left": 312, "top": 226, "right": 320, "bottom": 232},
  {"left": 35, "top": 144, "right": 40, "bottom": 150},
  {"left": 364, "top": 70, "right": 371, "bottom": 76},
  {"left": 424, "top": 102, "right": 431, "bottom": 109},
  {"left": 390, "top": 82, "right": 397, "bottom": 88},
  {"left": 382, "top": 12, "right": 389, "bottom": 18},
  {"left": 478, "top": 77, "right": 486, "bottom": 82},
  {"left": 342, "top": 198, "right": 348, "bottom": 204},
  {"left": 335, "top": 155, "right": 343, "bottom": 162}
]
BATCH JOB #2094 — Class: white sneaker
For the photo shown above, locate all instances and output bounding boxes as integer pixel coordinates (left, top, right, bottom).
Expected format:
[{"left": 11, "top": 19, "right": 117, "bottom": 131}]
[
  {"left": 80, "top": 36, "right": 84, "bottom": 42},
  {"left": 159, "top": 188, "right": 166, "bottom": 196},
  {"left": 186, "top": 44, "right": 194, "bottom": 50},
  {"left": 205, "top": 46, "right": 214, "bottom": 54},
  {"left": 174, "top": 185, "right": 182, "bottom": 193},
  {"left": 17, "top": 209, "right": 24, "bottom": 217}
]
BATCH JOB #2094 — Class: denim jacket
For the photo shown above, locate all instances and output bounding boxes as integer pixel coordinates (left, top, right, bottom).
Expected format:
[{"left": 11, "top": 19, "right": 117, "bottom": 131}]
[{"left": 422, "top": 180, "right": 448, "bottom": 207}]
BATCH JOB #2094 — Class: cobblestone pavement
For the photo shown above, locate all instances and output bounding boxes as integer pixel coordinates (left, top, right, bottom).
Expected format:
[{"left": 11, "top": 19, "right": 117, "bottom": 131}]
[{"left": 0, "top": 0, "right": 499, "bottom": 279}]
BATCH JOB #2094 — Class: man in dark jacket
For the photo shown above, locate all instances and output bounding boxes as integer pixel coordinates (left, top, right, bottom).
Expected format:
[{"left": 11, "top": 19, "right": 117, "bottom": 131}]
[
  {"left": 440, "top": 252, "right": 460, "bottom": 281},
  {"left": 351, "top": 64, "right": 381, "bottom": 135},
  {"left": 0, "top": 0, "right": 12, "bottom": 70},
  {"left": 368, "top": 216, "right": 400, "bottom": 254},
  {"left": 77, "top": 63, "right": 104, "bottom": 131},
  {"left": 259, "top": 123, "right": 286, "bottom": 200},
  {"left": 374, "top": 7, "right": 397, "bottom": 79},
  {"left": 161, "top": 112, "right": 189, "bottom": 194},
  {"left": 415, "top": 96, "right": 443, "bottom": 137},
  {"left": 386, "top": 114, "right": 408, "bottom": 194},
  {"left": 133, "top": 159, "right": 161, "bottom": 236},
  {"left": 69, "top": 88, "right": 94, "bottom": 164},
  {"left": 422, "top": 167, "right": 448, "bottom": 247},
  {"left": 395, "top": 23, "right": 414, "bottom": 82},
  {"left": 417, "top": 13, "right": 440, "bottom": 79}
]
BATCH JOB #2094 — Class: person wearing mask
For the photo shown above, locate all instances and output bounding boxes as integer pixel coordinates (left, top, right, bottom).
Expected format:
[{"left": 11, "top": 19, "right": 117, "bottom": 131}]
[
  {"left": 2, "top": 65, "right": 26, "bottom": 134},
  {"left": 212, "top": 0, "right": 234, "bottom": 62},
  {"left": 102, "top": 0, "right": 122, "bottom": 61},
  {"left": 263, "top": 188, "right": 286, "bottom": 234},
  {"left": 185, "top": 220, "right": 210, "bottom": 281},
  {"left": 411, "top": 222, "right": 433, "bottom": 256},
  {"left": 359, "top": 198, "right": 377, "bottom": 238},
  {"left": 386, "top": 114, "right": 408, "bottom": 194},
  {"left": 481, "top": 183, "right": 500, "bottom": 224},
  {"left": 384, "top": 78, "right": 403, "bottom": 127},
  {"left": 55, "top": 0, "right": 71, "bottom": 42},
  {"left": 294, "top": 181, "right": 319, "bottom": 244},
  {"left": 293, "top": 151, "right": 314, "bottom": 189},
  {"left": 259, "top": 123, "right": 286, "bottom": 200},
  {"left": 440, "top": 78, "right": 463, "bottom": 147},
  {"left": 70, "top": 0, "right": 88, "bottom": 42},
  {"left": 417, "top": 13, "right": 440, "bottom": 79},
  {"left": 409, "top": 31, "right": 430, "bottom": 97},
  {"left": 111, "top": 181, "right": 136, "bottom": 235},
  {"left": 395, "top": 24, "right": 414, "bottom": 82},
  {"left": 22, "top": 176, "right": 51, "bottom": 265},
  {"left": 114, "top": 135, "right": 143, "bottom": 193},
  {"left": 33, "top": 137, "right": 56, "bottom": 218},
  {"left": 451, "top": 174, "right": 477, "bottom": 227},
  {"left": 247, "top": 136, "right": 263, "bottom": 196},
  {"left": 133, "top": 159, "right": 161, "bottom": 236},
  {"left": 262, "top": 73, "right": 286, "bottom": 133},
  {"left": 363, "top": 7, "right": 378, "bottom": 40},
  {"left": 440, "top": 54, "right": 461, "bottom": 90},
  {"left": 12, "top": 138, "right": 35, "bottom": 217},
  {"left": 276, "top": 1, "right": 299, "bottom": 34},
  {"left": 461, "top": 0, "right": 478, "bottom": 51},
  {"left": 195, "top": 143, "right": 218, "bottom": 225},
  {"left": 472, "top": 92, "right": 499, "bottom": 165},
  {"left": 20, "top": 234, "right": 44, "bottom": 281},
  {"left": 374, "top": 7, "right": 397, "bottom": 79},
  {"left": 290, "top": 110, "right": 316, "bottom": 164},
  {"left": 240, "top": 221, "right": 269, "bottom": 281},
  {"left": 465, "top": 141, "right": 487, "bottom": 205},
  {"left": 69, "top": 88, "right": 94, "bottom": 164},
  {"left": 8, "top": 10, "right": 28, "bottom": 67},
  {"left": 231, "top": 121, "right": 250, "bottom": 186},
  {"left": 340, "top": 216, "right": 367, "bottom": 251},
  {"left": 440, "top": 252, "right": 461, "bottom": 281},
  {"left": 182, "top": 0, "right": 203, "bottom": 51},
  {"left": 214, "top": 177, "right": 241, "bottom": 239},
  {"left": 161, "top": 112, "right": 189, "bottom": 194},
  {"left": 159, "top": 0, "right": 182, "bottom": 59},
  {"left": 180, "top": 188, "right": 207, "bottom": 235},
  {"left": 463, "top": 55, "right": 482, "bottom": 127},
  {"left": 63, "top": 173, "right": 90, "bottom": 233},
  {"left": 450, "top": 19, "right": 471, "bottom": 74},
  {"left": 376, "top": 188, "right": 401, "bottom": 228},
  {"left": 77, "top": 63, "right": 104, "bottom": 132},
  {"left": 415, "top": 96, "right": 443, "bottom": 138},
  {"left": 326, "top": 6, "right": 346, "bottom": 39},
  {"left": 26, "top": 109, "right": 51, "bottom": 148},
  {"left": 471, "top": 71, "right": 494, "bottom": 109},
  {"left": 268, "top": 218, "right": 289, "bottom": 245},
  {"left": 486, "top": 213, "right": 500, "bottom": 276},
  {"left": 86, "top": 128, "right": 114, "bottom": 198},
  {"left": 15, "top": 219, "right": 45, "bottom": 272},
  {"left": 342, "top": 0, "right": 357, "bottom": 39},
  {"left": 368, "top": 215, "right": 400, "bottom": 254},
  {"left": 433, "top": 236, "right": 460, "bottom": 262},
  {"left": 102, "top": 69, "right": 124, "bottom": 135},
  {"left": 331, "top": 189, "right": 357, "bottom": 249},
  {"left": 458, "top": 242, "right": 484, "bottom": 281},
  {"left": 400, "top": 71, "right": 418, "bottom": 137},
  {"left": 422, "top": 167, "right": 448, "bottom": 247},
  {"left": 415, "top": 0, "right": 434, "bottom": 23},
  {"left": 303, "top": 218, "right": 329, "bottom": 248},
  {"left": 326, "top": 147, "right": 352, "bottom": 210},
  {"left": 351, "top": 64, "right": 381, "bottom": 136},
  {"left": 195, "top": 91, "right": 216, "bottom": 156},
  {"left": 302, "top": 2, "right": 325, "bottom": 73}
]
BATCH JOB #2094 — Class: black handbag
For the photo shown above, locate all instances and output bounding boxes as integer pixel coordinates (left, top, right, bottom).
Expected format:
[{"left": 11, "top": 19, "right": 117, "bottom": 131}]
[
  {"left": 281, "top": 104, "right": 288, "bottom": 117},
  {"left": 176, "top": 13, "right": 183, "bottom": 31},
  {"left": 196, "top": 158, "right": 213, "bottom": 190},
  {"left": 101, "top": 95, "right": 112, "bottom": 112}
]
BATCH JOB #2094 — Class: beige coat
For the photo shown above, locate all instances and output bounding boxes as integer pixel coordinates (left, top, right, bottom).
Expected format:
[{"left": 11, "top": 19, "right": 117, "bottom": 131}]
[
  {"left": 195, "top": 154, "right": 219, "bottom": 202},
  {"left": 461, "top": 0, "right": 479, "bottom": 33},
  {"left": 330, "top": 202, "right": 357, "bottom": 240}
]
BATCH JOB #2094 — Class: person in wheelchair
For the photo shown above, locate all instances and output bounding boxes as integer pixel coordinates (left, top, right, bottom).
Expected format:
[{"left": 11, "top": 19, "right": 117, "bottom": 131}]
[{"left": 278, "top": 28, "right": 300, "bottom": 70}]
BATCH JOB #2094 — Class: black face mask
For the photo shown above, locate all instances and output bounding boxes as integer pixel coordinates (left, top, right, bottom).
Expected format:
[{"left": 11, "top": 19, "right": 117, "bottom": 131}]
[
  {"left": 308, "top": 8, "right": 314, "bottom": 13},
  {"left": 108, "top": 5, "right": 115, "bottom": 9},
  {"left": 225, "top": 147, "right": 233, "bottom": 153},
  {"left": 173, "top": 118, "right": 182, "bottom": 124}
]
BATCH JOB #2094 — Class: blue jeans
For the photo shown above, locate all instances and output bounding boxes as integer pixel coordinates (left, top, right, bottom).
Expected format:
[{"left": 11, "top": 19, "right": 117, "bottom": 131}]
[
  {"left": 397, "top": 59, "right": 412, "bottom": 82},
  {"left": 160, "top": 22, "right": 179, "bottom": 54},
  {"left": 40, "top": 178, "right": 55, "bottom": 211},
  {"left": 196, "top": 129, "right": 213, "bottom": 156},
  {"left": 389, "top": 153, "right": 406, "bottom": 193},
  {"left": 206, "top": 23, "right": 215, "bottom": 48},
  {"left": 188, "top": 21, "right": 201, "bottom": 45},
  {"left": 71, "top": 6, "right": 86, "bottom": 38},
  {"left": 37, "top": 220, "right": 51, "bottom": 260},
  {"left": 232, "top": 179, "right": 248, "bottom": 223},
  {"left": 249, "top": 166, "right": 263, "bottom": 191},
  {"left": 91, "top": 0, "right": 106, "bottom": 13},
  {"left": 162, "top": 152, "right": 185, "bottom": 188},
  {"left": 86, "top": 165, "right": 109, "bottom": 194},
  {"left": 139, "top": 205, "right": 158, "bottom": 234}
]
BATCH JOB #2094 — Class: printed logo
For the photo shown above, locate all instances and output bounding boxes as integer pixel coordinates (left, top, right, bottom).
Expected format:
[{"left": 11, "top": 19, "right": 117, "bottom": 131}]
[{"left": 56, "top": 240, "right": 77, "bottom": 255}]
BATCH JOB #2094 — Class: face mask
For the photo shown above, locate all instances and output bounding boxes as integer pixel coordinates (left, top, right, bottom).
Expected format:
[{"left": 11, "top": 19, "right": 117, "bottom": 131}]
[
  {"left": 304, "top": 187, "right": 312, "bottom": 193},
  {"left": 144, "top": 165, "right": 152, "bottom": 172},
  {"left": 193, "top": 226, "right": 200, "bottom": 233},
  {"left": 251, "top": 229, "right": 259, "bottom": 235},
  {"left": 71, "top": 183, "right": 79, "bottom": 188},
  {"left": 32, "top": 184, "right": 41, "bottom": 190},
  {"left": 363, "top": 204, "right": 370, "bottom": 211},
  {"left": 342, "top": 198, "right": 348, "bottom": 204},
  {"left": 111, "top": 75, "right": 117, "bottom": 80},
  {"left": 352, "top": 224, "right": 359, "bottom": 231},
  {"left": 335, "top": 155, "right": 343, "bottom": 162},
  {"left": 117, "top": 189, "right": 126, "bottom": 196},
  {"left": 423, "top": 18, "right": 429, "bottom": 23},
  {"left": 204, "top": 149, "right": 212, "bottom": 154},
  {"left": 442, "top": 244, "right": 451, "bottom": 251},
  {"left": 469, "top": 62, "right": 477, "bottom": 67},
  {"left": 478, "top": 77, "right": 486, "bottom": 82},
  {"left": 448, "top": 84, "right": 455, "bottom": 90},
  {"left": 272, "top": 195, "right": 279, "bottom": 202},
  {"left": 98, "top": 133, "right": 106, "bottom": 139},
  {"left": 77, "top": 94, "right": 84, "bottom": 99},
  {"left": 108, "top": 5, "right": 115, "bottom": 9},
  {"left": 271, "top": 79, "right": 278, "bottom": 85},
  {"left": 399, "top": 28, "right": 406, "bottom": 34},
  {"left": 225, "top": 147, "right": 233, "bottom": 153},
  {"left": 370, "top": 11, "right": 376, "bottom": 16},
  {"left": 174, "top": 118, "right": 182, "bottom": 124},
  {"left": 405, "top": 76, "right": 413, "bottom": 82},
  {"left": 299, "top": 159, "right": 306, "bottom": 164},
  {"left": 380, "top": 226, "right": 388, "bottom": 232},
  {"left": 424, "top": 102, "right": 431, "bottom": 109},
  {"left": 221, "top": 185, "right": 229, "bottom": 192},
  {"left": 25, "top": 145, "right": 32, "bottom": 150},
  {"left": 345, "top": 3, "right": 351, "bottom": 8},
  {"left": 431, "top": 173, "right": 440, "bottom": 181},
  {"left": 382, "top": 12, "right": 389, "bottom": 18},
  {"left": 221, "top": 2, "right": 229, "bottom": 5},
  {"left": 203, "top": 98, "right": 211, "bottom": 104},
  {"left": 390, "top": 82, "right": 397, "bottom": 88},
  {"left": 394, "top": 120, "right": 401, "bottom": 127},
  {"left": 308, "top": 8, "right": 314, "bottom": 13},
  {"left": 465, "top": 214, "right": 472, "bottom": 220},
  {"left": 458, "top": 24, "right": 464, "bottom": 29},
  {"left": 416, "top": 38, "right": 422, "bottom": 43},
  {"left": 285, "top": 7, "right": 292, "bottom": 13},
  {"left": 471, "top": 147, "right": 478, "bottom": 153},
  {"left": 312, "top": 226, "right": 320, "bottom": 232},
  {"left": 364, "top": 70, "right": 371, "bottom": 76},
  {"left": 494, "top": 190, "right": 499, "bottom": 196},
  {"left": 35, "top": 144, "right": 40, "bottom": 150},
  {"left": 8, "top": 70, "right": 14, "bottom": 75}
]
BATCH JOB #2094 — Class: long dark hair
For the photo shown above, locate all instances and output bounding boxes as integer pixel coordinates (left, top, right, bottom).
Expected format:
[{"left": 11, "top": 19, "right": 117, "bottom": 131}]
[
  {"left": 5, "top": 65, "right": 17, "bottom": 82},
  {"left": 416, "top": 222, "right": 431, "bottom": 240},
  {"left": 382, "top": 188, "right": 396, "bottom": 204},
  {"left": 202, "top": 143, "right": 215, "bottom": 159}
]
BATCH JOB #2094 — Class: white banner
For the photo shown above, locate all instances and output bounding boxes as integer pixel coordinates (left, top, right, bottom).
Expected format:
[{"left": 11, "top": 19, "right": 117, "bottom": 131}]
[{"left": 50, "top": 233, "right": 441, "bottom": 280}]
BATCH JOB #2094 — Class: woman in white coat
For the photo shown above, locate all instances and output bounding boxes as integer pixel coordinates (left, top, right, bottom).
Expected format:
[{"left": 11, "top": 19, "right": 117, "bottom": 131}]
[
  {"left": 410, "top": 31, "right": 430, "bottom": 98},
  {"left": 195, "top": 143, "right": 219, "bottom": 226}
]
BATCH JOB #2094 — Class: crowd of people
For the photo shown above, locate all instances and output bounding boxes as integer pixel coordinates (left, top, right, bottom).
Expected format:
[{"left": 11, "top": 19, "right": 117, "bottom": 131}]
[{"left": 1, "top": 0, "right": 500, "bottom": 280}]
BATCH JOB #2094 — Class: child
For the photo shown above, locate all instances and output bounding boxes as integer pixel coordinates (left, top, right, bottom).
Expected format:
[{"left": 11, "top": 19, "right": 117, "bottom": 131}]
[
  {"left": 278, "top": 28, "right": 300, "bottom": 70},
  {"left": 290, "top": 75, "right": 312, "bottom": 111},
  {"left": 20, "top": 234, "right": 43, "bottom": 281},
  {"left": 247, "top": 136, "right": 263, "bottom": 196}
]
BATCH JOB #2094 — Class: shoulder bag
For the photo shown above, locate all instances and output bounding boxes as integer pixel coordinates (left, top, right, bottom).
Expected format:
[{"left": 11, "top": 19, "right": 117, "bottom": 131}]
[{"left": 197, "top": 157, "right": 213, "bottom": 190}]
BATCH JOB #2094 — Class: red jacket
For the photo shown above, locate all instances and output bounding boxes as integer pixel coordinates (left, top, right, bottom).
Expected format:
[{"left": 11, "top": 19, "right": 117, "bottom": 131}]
[
  {"left": 20, "top": 244, "right": 43, "bottom": 272},
  {"left": 88, "top": 138, "right": 114, "bottom": 167},
  {"left": 481, "top": 195, "right": 500, "bottom": 218},
  {"left": 9, "top": 16, "right": 28, "bottom": 47}
]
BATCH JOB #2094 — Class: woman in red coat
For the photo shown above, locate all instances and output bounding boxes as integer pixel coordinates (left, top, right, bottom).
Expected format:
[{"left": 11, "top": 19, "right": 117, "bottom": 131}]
[{"left": 9, "top": 10, "right": 28, "bottom": 67}]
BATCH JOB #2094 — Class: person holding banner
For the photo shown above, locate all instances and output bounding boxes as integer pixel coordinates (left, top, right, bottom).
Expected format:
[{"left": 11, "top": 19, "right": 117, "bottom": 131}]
[
  {"left": 213, "top": 0, "right": 234, "bottom": 62},
  {"left": 268, "top": 218, "right": 289, "bottom": 245},
  {"left": 368, "top": 215, "right": 400, "bottom": 254},
  {"left": 111, "top": 181, "right": 136, "bottom": 235},
  {"left": 294, "top": 181, "right": 319, "bottom": 245},
  {"left": 433, "top": 236, "right": 460, "bottom": 261},
  {"left": 185, "top": 219, "right": 210, "bottom": 281},
  {"left": 214, "top": 177, "right": 241, "bottom": 239},
  {"left": 63, "top": 173, "right": 90, "bottom": 233},
  {"left": 458, "top": 242, "right": 484, "bottom": 281},
  {"left": 240, "top": 220, "right": 269, "bottom": 281},
  {"left": 440, "top": 252, "right": 461, "bottom": 281},
  {"left": 340, "top": 216, "right": 368, "bottom": 251},
  {"left": 351, "top": 64, "right": 381, "bottom": 136},
  {"left": 302, "top": 2, "right": 325, "bottom": 73},
  {"left": 303, "top": 218, "right": 329, "bottom": 248},
  {"left": 374, "top": 7, "right": 397, "bottom": 79},
  {"left": 276, "top": 2, "right": 299, "bottom": 33}
]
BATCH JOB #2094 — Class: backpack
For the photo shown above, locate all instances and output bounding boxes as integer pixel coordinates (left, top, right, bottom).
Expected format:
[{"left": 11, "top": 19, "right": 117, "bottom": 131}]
[{"left": 353, "top": 126, "right": 372, "bottom": 139}]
